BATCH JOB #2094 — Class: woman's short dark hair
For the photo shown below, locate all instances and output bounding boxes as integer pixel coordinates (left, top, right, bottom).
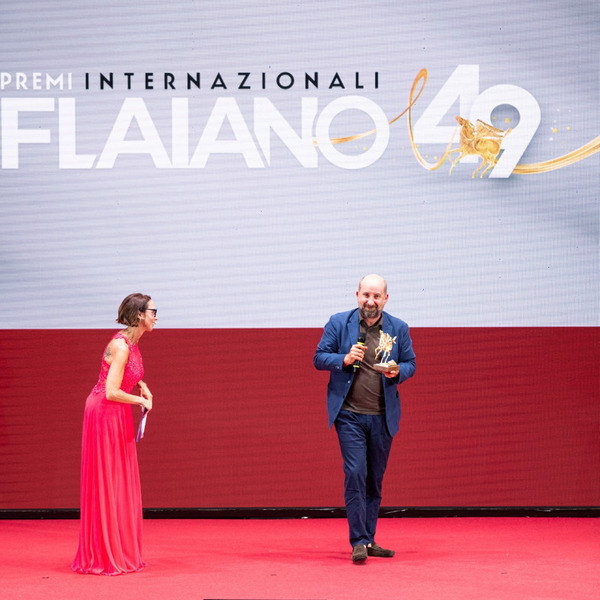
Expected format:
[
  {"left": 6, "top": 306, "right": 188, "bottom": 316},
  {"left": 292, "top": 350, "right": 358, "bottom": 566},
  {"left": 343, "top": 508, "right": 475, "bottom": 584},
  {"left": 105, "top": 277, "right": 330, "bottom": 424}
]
[{"left": 116, "top": 293, "right": 152, "bottom": 327}]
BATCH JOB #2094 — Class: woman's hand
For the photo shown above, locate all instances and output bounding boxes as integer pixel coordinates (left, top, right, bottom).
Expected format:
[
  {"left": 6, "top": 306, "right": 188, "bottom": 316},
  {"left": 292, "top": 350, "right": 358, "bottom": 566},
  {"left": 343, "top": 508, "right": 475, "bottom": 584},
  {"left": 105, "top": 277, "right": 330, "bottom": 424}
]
[{"left": 138, "top": 381, "right": 153, "bottom": 412}]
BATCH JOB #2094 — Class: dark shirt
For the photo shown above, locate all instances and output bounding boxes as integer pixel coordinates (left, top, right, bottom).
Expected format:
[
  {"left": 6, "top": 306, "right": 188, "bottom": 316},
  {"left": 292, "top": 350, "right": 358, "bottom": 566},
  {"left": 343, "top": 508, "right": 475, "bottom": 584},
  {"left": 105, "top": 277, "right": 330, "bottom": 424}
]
[{"left": 341, "top": 318, "right": 384, "bottom": 415}]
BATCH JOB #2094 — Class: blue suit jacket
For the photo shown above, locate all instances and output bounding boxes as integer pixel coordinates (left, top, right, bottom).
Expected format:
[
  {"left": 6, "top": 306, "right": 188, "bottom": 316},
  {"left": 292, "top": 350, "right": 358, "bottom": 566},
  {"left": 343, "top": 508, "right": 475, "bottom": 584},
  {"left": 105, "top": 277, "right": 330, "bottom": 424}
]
[{"left": 313, "top": 308, "right": 416, "bottom": 437}]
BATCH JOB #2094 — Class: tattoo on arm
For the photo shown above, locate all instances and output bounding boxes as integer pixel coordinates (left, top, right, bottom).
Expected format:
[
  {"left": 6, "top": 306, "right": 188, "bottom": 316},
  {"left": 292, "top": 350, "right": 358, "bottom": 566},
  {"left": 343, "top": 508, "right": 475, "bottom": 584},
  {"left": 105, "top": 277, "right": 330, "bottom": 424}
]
[{"left": 104, "top": 346, "right": 112, "bottom": 360}]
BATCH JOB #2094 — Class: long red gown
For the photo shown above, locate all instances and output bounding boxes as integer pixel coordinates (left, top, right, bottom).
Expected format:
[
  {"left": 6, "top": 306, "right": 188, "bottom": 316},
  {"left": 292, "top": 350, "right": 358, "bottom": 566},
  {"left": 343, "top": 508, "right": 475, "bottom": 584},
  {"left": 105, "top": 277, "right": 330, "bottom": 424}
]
[{"left": 71, "top": 331, "right": 147, "bottom": 575}]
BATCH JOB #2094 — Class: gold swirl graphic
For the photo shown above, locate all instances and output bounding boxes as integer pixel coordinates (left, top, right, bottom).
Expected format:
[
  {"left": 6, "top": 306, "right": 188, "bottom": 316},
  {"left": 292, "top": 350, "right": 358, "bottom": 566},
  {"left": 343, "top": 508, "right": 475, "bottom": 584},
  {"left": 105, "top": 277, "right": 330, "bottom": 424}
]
[
  {"left": 512, "top": 136, "right": 600, "bottom": 174},
  {"left": 406, "top": 69, "right": 457, "bottom": 172},
  {"left": 322, "top": 67, "right": 600, "bottom": 176},
  {"left": 316, "top": 68, "right": 429, "bottom": 147}
]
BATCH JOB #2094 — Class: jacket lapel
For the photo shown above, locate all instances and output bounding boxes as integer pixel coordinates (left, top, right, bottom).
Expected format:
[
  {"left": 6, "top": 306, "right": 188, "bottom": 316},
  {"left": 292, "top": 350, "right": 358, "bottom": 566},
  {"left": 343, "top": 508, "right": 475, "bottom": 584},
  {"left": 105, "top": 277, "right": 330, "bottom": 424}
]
[{"left": 346, "top": 309, "right": 360, "bottom": 348}]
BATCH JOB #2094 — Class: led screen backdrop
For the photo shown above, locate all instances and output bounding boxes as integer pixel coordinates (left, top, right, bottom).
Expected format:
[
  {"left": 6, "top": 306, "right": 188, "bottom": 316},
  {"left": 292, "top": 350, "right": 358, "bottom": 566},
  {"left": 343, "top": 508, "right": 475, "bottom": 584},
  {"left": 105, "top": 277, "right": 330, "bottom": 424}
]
[{"left": 1, "top": 1, "right": 598, "bottom": 509}]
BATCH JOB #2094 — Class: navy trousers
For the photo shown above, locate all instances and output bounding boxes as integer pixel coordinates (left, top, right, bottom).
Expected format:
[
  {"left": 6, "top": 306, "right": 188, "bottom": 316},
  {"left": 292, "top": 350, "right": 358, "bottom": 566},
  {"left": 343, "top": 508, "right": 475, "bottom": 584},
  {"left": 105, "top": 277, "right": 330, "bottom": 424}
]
[{"left": 335, "top": 410, "right": 394, "bottom": 547}]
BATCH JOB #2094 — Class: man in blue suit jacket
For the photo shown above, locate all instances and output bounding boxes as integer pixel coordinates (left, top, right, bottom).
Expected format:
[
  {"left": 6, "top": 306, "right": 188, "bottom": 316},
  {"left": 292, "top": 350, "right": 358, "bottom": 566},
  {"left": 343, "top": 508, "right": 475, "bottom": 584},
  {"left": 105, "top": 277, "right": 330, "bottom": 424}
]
[{"left": 314, "top": 274, "right": 416, "bottom": 563}]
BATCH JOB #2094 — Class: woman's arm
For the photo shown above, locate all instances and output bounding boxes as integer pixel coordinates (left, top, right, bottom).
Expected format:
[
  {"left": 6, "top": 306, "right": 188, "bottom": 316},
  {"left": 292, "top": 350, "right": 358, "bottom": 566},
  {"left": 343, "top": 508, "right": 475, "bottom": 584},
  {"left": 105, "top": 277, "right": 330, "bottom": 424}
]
[
  {"left": 137, "top": 379, "right": 153, "bottom": 407},
  {"left": 105, "top": 338, "right": 153, "bottom": 411}
]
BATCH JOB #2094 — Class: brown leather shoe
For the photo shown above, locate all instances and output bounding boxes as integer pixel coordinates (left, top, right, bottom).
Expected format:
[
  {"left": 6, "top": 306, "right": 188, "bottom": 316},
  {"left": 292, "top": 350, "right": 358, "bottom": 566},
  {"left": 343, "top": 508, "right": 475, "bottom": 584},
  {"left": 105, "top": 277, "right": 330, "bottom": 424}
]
[
  {"left": 367, "top": 542, "right": 395, "bottom": 557},
  {"left": 352, "top": 544, "right": 368, "bottom": 563}
]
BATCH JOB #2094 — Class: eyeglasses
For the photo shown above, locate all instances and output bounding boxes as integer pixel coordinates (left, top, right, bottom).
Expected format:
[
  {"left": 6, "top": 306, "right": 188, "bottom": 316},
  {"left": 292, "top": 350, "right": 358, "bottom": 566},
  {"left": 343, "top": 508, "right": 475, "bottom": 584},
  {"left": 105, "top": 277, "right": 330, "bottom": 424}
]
[{"left": 144, "top": 308, "right": 158, "bottom": 317}]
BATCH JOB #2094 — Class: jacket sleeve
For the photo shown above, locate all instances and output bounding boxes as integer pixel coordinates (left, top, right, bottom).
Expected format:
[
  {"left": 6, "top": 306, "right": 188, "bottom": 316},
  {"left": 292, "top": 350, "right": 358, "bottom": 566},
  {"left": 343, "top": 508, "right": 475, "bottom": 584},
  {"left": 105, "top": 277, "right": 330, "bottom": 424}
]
[
  {"left": 394, "top": 322, "right": 416, "bottom": 384},
  {"left": 313, "top": 316, "right": 349, "bottom": 373}
]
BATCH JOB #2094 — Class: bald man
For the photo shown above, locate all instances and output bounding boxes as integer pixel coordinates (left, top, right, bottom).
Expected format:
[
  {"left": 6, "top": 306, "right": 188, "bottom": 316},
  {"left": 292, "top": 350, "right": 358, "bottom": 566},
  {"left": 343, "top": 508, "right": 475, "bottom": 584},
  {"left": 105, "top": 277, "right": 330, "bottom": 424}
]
[{"left": 314, "top": 275, "right": 416, "bottom": 563}]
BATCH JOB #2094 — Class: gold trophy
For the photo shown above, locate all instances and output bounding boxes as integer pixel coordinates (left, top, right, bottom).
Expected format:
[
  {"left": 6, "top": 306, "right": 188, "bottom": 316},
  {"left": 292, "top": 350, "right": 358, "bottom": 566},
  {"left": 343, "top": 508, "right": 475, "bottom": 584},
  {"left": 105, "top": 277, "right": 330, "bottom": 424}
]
[{"left": 373, "top": 330, "right": 398, "bottom": 373}]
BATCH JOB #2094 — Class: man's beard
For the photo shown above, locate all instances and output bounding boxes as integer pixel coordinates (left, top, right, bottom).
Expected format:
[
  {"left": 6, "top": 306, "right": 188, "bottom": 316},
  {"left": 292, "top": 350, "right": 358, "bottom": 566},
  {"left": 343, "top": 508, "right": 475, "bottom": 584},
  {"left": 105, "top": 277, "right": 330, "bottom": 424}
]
[{"left": 360, "top": 305, "right": 381, "bottom": 320}]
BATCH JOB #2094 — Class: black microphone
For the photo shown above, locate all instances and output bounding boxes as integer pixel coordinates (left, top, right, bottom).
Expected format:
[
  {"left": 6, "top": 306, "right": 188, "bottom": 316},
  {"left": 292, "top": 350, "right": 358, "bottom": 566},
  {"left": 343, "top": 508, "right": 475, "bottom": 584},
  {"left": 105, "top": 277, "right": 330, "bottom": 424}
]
[{"left": 353, "top": 333, "right": 367, "bottom": 370}]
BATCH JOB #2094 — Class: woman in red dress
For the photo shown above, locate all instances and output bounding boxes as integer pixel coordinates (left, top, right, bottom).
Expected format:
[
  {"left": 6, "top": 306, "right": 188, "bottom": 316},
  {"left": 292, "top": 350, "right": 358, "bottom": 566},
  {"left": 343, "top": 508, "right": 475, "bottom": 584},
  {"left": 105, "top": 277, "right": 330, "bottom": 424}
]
[{"left": 72, "top": 293, "right": 157, "bottom": 575}]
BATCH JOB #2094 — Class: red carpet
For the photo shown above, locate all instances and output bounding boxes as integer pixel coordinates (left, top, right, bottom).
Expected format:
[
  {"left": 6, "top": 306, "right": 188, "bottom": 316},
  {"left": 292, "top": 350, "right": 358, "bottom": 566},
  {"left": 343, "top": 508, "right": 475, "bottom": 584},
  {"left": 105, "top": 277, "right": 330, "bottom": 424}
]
[{"left": 1, "top": 518, "right": 598, "bottom": 599}]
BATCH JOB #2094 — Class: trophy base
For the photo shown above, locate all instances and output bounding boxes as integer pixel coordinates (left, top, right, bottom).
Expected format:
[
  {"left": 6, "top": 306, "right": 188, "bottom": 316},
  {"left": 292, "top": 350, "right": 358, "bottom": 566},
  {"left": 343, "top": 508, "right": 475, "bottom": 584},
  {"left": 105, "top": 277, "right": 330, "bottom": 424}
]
[{"left": 374, "top": 362, "right": 398, "bottom": 373}]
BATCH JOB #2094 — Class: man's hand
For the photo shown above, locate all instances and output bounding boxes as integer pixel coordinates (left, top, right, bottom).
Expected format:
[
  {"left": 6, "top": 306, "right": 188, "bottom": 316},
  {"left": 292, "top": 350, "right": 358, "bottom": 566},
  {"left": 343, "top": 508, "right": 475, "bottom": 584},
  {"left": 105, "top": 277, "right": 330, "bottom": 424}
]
[
  {"left": 383, "top": 366, "right": 400, "bottom": 379},
  {"left": 343, "top": 343, "right": 367, "bottom": 367}
]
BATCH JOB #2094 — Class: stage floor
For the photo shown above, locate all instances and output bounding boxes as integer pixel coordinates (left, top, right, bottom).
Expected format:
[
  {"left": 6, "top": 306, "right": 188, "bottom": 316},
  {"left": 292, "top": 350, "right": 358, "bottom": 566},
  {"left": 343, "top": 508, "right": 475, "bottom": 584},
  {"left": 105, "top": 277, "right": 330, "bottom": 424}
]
[{"left": 1, "top": 517, "right": 598, "bottom": 600}]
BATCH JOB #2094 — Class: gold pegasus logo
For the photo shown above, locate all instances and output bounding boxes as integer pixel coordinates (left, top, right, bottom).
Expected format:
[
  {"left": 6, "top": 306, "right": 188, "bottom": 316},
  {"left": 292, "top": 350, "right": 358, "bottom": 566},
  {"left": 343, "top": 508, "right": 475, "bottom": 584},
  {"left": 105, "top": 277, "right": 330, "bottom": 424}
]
[{"left": 448, "top": 116, "right": 512, "bottom": 178}]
